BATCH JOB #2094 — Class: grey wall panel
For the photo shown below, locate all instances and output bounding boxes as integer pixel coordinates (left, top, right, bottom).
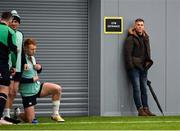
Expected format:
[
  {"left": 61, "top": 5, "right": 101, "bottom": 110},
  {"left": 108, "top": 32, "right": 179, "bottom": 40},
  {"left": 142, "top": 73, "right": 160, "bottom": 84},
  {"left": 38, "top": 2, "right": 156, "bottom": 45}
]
[
  {"left": 101, "top": 0, "right": 122, "bottom": 116},
  {"left": 0, "top": 0, "right": 88, "bottom": 116},
  {"left": 100, "top": 0, "right": 166, "bottom": 116},
  {"left": 166, "top": 0, "right": 180, "bottom": 115}
]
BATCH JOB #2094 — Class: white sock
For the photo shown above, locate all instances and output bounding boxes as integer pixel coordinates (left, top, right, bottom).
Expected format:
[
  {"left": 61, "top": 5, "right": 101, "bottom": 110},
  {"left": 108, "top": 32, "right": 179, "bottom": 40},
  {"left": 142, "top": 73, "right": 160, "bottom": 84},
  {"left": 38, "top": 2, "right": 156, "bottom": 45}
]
[
  {"left": 3, "top": 108, "right": 10, "bottom": 117},
  {"left": 52, "top": 100, "right": 60, "bottom": 116}
]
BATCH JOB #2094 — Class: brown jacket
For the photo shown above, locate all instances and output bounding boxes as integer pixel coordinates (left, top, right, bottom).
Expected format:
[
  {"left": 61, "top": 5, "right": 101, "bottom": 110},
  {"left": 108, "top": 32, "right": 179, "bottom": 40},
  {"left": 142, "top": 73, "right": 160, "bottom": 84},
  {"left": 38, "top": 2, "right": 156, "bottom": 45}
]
[{"left": 124, "top": 28, "right": 152, "bottom": 71}]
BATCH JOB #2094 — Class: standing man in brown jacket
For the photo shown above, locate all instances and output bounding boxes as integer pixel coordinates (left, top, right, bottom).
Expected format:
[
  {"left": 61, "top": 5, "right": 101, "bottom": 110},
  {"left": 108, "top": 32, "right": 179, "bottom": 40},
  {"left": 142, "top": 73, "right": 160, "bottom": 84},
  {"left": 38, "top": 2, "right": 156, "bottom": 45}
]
[{"left": 124, "top": 18, "right": 155, "bottom": 116}]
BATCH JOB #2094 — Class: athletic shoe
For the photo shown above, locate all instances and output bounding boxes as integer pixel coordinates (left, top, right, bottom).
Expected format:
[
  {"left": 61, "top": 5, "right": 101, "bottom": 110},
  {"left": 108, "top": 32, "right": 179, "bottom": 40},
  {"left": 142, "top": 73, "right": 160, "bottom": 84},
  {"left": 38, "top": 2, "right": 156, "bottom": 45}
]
[
  {"left": 32, "top": 118, "right": 38, "bottom": 124},
  {"left": 3, "top": 116, "right": 21, "bottom": 124},
  {"left": 51, "top": 114, "right": 65, "bottom": 122},
  {"left": 0, "top": 118, "right": 12, "bottom": 125},
  {"left": 13, "top": 107, "right": 21, "bottom": 119}
]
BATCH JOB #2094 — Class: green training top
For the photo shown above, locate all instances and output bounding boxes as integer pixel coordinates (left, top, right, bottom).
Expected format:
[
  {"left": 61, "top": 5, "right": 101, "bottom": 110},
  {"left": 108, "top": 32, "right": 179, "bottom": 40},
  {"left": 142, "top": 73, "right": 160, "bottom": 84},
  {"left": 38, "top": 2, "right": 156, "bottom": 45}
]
[
  {"left": 19, "top": 55, "right": 41, "bottom": 97},
  {"left": 9, "top": 30, "right": 23, "bottom": 72},
  {"left": 0, "top": 23, "right": 17, "bottom": 67}
]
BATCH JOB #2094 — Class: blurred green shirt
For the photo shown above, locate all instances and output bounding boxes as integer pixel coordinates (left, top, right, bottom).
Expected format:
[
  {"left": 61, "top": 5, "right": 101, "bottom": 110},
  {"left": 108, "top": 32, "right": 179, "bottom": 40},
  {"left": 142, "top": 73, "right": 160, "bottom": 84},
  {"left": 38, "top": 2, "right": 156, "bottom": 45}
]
[{"left": 19, "top": 55, "right": 41, "bottom": 97}]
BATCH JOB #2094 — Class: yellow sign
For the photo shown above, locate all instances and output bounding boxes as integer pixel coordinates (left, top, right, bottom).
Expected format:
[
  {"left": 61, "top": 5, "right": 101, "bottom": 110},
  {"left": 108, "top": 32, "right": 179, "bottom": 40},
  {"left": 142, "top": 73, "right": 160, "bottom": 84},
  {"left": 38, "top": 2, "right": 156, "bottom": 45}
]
[{"left": 104, "top": 17, "right": 123, "bottom": 34}]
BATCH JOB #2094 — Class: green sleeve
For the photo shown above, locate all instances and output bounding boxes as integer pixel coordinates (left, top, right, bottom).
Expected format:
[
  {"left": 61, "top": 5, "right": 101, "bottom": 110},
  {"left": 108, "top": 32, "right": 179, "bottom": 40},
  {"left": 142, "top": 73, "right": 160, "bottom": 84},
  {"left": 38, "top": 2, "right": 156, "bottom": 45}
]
[
  {"left": 8, "top": 28, "right": 17, "bottom": 67},
  {"left": 11, "top": 51, "right": 16, "bottom": 67}
]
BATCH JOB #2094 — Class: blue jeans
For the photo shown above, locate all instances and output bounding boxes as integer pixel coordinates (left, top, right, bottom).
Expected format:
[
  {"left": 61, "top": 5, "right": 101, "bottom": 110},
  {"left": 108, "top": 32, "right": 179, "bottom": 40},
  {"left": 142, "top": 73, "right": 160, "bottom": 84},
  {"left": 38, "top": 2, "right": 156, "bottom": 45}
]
[{"left": 128, "top": 68, "right": 148, "bottom": 109}]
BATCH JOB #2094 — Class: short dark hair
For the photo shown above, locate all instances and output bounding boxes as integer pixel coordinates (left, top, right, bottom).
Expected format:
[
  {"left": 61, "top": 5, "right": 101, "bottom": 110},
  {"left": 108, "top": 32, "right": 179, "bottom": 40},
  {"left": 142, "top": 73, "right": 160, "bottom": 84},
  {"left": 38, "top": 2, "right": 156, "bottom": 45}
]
[
  {"left": 135, "top": 18, "right": 144, "bottom": 23},
  {"left": 12, "top": 16, "right": 21, "bottom": 24},
  {"left": 1, "top": 12, "right": 12, "bottom": 21}
]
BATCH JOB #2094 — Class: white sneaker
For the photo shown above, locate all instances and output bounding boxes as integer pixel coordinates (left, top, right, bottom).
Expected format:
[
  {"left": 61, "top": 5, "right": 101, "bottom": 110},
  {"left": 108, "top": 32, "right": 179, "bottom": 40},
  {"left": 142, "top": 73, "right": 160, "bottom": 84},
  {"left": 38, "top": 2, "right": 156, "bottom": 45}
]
[
  {"left": 51, "top": 114, "right": 65, "bottom": 122},
  {"left": 0, "top": 118, "right": 12, "bottom": 125}
]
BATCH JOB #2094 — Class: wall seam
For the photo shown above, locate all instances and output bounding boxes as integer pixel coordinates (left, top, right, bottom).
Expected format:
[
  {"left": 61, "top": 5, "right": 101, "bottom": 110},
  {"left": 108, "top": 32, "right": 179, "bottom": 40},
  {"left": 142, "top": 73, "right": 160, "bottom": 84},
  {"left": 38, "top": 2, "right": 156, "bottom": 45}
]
[{"left": 165, "top": 0, "right": 167, "bottom": 113}]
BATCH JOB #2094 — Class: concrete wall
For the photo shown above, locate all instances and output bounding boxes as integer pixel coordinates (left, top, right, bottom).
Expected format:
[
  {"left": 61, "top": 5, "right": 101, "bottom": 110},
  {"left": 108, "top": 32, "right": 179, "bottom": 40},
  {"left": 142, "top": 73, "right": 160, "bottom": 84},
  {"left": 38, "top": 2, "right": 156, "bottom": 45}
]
[
  {"left": 89, "top": 0, "right": 180, "bottom": 116},
  {"left": 166, "top": 0, "right": 180, "bottom": 115}
]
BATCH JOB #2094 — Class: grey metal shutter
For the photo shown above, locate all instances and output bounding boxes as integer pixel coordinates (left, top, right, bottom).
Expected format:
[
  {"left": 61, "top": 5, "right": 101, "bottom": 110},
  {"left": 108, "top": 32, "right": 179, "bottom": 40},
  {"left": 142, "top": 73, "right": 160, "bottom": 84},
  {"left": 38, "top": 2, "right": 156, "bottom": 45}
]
[{"left": 0, "top": 0, "right": 88, "bottom": 116}]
